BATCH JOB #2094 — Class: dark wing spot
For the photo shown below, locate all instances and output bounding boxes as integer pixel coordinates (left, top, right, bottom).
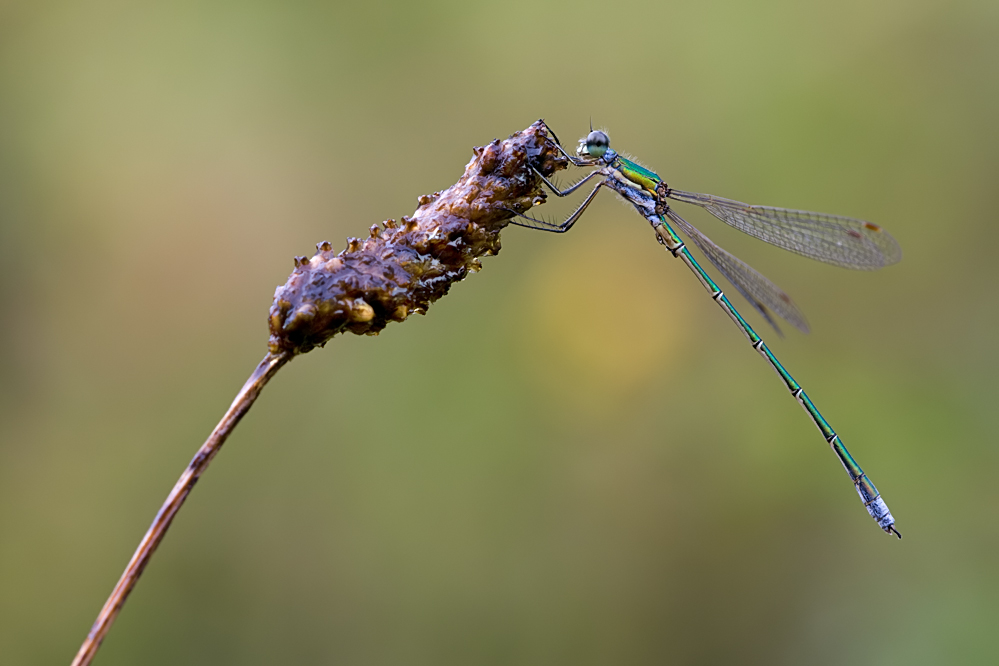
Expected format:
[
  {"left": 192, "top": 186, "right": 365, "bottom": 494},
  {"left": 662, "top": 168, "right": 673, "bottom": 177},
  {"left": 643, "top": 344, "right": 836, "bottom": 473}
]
[
  {"left": 863, "top": 222, "right": 882, "bottom": 232},
  {"left": 846, "top": 229, "right": 863, "bottom": 239}
]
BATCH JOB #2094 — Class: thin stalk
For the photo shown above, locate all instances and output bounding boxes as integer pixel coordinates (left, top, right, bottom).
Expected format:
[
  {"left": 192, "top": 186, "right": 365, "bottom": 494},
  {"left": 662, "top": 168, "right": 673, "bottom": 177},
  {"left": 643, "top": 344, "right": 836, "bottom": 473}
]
[{"left": 71, "top": 351, "right": 292, "bottom": 666}]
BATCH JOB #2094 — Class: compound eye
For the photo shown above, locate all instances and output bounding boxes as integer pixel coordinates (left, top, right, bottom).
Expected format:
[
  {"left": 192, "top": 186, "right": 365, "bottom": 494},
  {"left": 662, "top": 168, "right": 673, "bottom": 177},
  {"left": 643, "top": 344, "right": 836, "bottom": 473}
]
[{"left": 585, "top": 130, "right": 610, "bottom": 157}]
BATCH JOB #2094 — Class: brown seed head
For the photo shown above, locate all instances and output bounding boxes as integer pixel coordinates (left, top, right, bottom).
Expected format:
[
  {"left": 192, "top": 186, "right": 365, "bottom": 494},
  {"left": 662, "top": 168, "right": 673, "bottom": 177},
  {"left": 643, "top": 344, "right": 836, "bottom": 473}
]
[{"left": 267, "top": 120, "right": 568, "bottom": 355}]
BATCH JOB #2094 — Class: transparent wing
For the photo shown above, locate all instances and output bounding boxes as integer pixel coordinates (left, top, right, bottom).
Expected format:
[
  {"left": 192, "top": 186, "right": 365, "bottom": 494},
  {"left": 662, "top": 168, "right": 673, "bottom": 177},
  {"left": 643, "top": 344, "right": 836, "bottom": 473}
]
[
  {"left": 667, "top": 189, "right": 901, "bottom": 270},
  {"left": 665, "top": 208, "right": 810, "bottom": 335}
]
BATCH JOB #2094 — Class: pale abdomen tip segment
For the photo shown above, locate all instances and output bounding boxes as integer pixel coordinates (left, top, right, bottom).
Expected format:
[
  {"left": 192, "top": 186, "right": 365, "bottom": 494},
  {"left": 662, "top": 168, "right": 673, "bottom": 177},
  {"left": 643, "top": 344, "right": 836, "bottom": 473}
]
[{"left": 863, "top": 495, "right": 901, "bottom": 538}]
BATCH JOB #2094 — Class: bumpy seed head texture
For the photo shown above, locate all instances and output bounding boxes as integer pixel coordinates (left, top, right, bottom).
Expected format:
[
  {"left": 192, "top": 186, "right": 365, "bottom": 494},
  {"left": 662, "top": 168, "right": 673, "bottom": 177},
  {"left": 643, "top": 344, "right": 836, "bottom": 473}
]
[{"left": 268, "top": 120, "right": 567, "bottom": 355}]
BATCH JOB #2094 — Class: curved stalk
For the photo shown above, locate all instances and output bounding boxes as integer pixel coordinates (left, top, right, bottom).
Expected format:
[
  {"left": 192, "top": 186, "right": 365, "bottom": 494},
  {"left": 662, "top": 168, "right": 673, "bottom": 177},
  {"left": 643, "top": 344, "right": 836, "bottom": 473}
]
[{"left": 71, "top": 352, "right": 291, "bottom": 666}]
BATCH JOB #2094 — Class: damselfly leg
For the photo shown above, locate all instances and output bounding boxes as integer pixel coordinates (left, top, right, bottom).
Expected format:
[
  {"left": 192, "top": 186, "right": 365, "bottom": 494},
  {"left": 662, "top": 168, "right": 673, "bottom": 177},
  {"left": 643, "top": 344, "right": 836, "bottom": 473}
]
[
  {"left": 506, "top": 181, "right": 608, "bottom": 234},
  {"left": 533, "top": 169, "right": 604, "bottom": 198}
]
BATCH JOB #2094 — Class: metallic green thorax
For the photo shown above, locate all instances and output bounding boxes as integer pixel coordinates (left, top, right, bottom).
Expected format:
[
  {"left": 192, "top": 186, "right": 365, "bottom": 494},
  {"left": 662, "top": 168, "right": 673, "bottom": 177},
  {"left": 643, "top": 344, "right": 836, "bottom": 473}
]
[{"left": 615, "top": 156, "right": 662, "bottom": 193}]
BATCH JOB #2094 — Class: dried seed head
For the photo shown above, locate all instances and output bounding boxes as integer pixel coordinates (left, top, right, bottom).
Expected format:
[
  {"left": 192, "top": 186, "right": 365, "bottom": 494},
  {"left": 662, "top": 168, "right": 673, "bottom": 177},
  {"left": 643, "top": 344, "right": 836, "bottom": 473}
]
[
  {"left": 267, "top": 120, "right": 567, "bottom": 356},
  {"left": 480, "top": 142, "right": 501, "bottom": 173},
  {"left": 284, "top": 304, "right": 316, "bottom": 331},
  {"left": 349, "top": 299, "right": 374, "bottom": 322}
]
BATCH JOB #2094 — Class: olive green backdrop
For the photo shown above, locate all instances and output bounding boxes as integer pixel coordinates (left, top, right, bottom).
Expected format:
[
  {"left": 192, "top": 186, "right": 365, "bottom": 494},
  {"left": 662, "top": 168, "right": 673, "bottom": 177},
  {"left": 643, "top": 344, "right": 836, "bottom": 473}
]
[{"left": 1, "top": 1, "right": 996, "bottom": 664}]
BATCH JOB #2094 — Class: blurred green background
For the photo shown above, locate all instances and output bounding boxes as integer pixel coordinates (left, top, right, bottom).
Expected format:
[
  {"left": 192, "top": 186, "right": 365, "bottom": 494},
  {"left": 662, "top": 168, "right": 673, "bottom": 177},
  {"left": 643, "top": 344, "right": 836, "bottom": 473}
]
[{"left": 1, "top": 0, "right": 997, "bottom": 664}]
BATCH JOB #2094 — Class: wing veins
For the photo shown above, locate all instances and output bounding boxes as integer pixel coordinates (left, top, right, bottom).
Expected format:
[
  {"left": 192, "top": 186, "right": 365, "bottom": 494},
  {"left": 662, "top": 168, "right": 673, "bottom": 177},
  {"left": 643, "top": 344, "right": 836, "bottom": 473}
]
[
  {"left": 665, "top": 208, "right": 810, "bottom": 335},
  {"left": 668, "top": 189, "right": 901, "bottom": 270}
]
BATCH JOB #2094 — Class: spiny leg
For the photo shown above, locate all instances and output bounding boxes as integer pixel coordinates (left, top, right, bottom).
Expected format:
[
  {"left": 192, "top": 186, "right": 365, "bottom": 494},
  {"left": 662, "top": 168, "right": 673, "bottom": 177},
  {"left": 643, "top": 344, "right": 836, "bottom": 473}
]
[
  {"left": 541, "top": 122, "right": 563, "bottom": 149},
  {"left": 534, "top": 168, "right": 603, "bottom": 197},
  {"left": 540, "top": 130, "right": 598, "bottom": 168},
  {"left": 506, "top": 181, "right": 607, "bottom": 234}
]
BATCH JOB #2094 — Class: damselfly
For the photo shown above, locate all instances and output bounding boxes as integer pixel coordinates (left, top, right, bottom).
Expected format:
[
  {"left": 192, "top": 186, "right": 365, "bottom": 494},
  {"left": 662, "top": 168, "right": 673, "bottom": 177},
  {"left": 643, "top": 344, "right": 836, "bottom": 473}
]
[{"left": 510, "top": 124, "right": 902, "bottom": 538}]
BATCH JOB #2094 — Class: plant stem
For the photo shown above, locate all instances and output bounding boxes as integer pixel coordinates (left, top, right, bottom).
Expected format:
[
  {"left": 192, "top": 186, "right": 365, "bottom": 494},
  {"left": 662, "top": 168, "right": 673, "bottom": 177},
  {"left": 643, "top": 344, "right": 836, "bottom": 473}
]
[{"left": 70, "top": 351, "right": 292, "bottom": 666}]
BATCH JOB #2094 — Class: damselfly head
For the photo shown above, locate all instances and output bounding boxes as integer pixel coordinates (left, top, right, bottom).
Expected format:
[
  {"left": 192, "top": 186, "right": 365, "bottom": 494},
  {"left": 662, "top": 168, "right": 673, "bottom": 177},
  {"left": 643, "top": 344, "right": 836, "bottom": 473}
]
[{"left": 578, "top": 130, "right": 610, "bottom": 159}]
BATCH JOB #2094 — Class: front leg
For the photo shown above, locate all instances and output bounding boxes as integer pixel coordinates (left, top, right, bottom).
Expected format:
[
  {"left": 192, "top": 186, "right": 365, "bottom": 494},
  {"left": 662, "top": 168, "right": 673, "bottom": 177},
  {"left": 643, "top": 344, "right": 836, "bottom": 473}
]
[
  {"left": 540, "top": 125, "right": 600, "bottom": 168},
  {"left": 506, "top": 181, "right": 607, "bottom": 234},
  {"left": 533, "top": 168, "right": 603, "bottom": 197}
]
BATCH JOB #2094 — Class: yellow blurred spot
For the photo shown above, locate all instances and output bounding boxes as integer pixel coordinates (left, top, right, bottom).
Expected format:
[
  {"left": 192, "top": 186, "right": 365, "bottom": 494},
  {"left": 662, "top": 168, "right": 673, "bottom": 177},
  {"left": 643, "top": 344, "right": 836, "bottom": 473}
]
[{"left": 517, "top": 231, "right": 693, "bottom": 416}]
